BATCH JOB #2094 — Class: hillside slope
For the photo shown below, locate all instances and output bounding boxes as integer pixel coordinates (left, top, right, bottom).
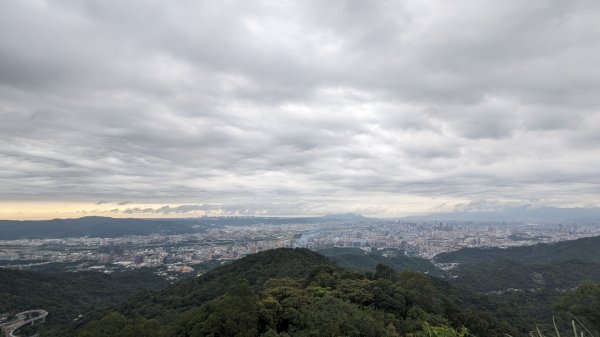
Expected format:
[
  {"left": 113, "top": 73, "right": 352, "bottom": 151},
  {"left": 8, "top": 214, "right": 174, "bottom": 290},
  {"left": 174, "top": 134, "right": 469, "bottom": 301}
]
[
  {"left": 319, "top": 247, "right": 440, "bottom": 275},
  {"left": 434, "top": 235, "right": 600, "bottom": 329},
  {"left": 435, "top": 235, "right": 600, "bottom": 264},
  {"left": 0, "top": 267, "right": 168, "bottom": 334},
  {"left": 72, "top": 248, "right": 525, "bottom": 337},
  {"left": 0, "top": 216, "right": 202, "bottom": 239}
]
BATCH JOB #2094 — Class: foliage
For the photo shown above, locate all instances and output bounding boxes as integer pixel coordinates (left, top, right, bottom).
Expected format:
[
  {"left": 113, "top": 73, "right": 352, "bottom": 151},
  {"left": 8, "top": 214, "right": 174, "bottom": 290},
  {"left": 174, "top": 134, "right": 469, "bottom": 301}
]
[
  {"left": 437, "top": 235, "right": 600, "bottom": 334},
  {"left": 319, "top": 247, "right": 440, "bottom": 275},
  {"left": 0, "top": 267, "right": 169, "bottom": 335},
  {"left": 505, "top": 317, "right": 597, "bottom": 337},
  {"left": 107, "top": 248, "right": 335, "bottom": 321},
  {"left": 556, "top": 282, "right": 600, "bottom": 334},
  {"left": 449, "top": 260, "right": 600, "bottom": 293},
  {"left": 435, "top": 236, "right": 600, "bottom": 265},
  {"left": 75, "top": 249, "right": 521, "bottom": 337},
  {"left": 418, "top": 322, "right": 470, "bottom": 337}
]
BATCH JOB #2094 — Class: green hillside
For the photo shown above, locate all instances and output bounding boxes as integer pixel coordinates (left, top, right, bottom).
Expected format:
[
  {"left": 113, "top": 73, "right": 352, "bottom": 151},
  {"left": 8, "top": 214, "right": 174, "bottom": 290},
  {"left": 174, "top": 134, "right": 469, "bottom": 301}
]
[
  {"left": 110, "top": 248, "right": 336, "bottom": 322},
  {"left": 435, "top": 235, "right": 600, "bottom": 264},
  {"left": 319, "top": 248, "right": 440, "bottom": 275},
  {"left": 72, "top": 248, "right": 527, "bottom": 337},
  {"left": 433, "top": 235, "right": 600, "bottom": 332},
  {"left": 0, "top": 267, "right": 169, "bottom": 335},
  {"left": 449, "top": 260, "right": 600, "bottom": 293}
]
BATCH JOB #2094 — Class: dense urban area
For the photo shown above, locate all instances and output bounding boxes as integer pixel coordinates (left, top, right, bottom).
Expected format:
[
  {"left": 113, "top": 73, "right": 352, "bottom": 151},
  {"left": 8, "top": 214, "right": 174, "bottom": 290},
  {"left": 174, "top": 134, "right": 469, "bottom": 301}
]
[{"left": 2, "top": 219, "right": 599, "bottom": 277}]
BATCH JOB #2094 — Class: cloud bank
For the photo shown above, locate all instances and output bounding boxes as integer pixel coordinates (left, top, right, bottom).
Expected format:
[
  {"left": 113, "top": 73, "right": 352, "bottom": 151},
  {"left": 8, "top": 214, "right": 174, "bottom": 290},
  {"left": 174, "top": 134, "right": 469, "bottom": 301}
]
[{"left": 1, "top": 0, "right": 599, "bottom": 217}]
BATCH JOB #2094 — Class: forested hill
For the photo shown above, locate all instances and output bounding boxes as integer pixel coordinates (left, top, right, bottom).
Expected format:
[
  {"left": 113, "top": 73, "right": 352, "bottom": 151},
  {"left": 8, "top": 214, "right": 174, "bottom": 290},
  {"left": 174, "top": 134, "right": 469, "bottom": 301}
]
[
  {"left": 435, "top": 235, "right": 600, "bottom": 264},
  {"left": 319, "top": 247, "right": 440, "bottom": 276},
  {"left": 0, "top": 267, "right": 169, "bottom": 335},
  {"left": 433, "top": 235, "right": 600, "bottom": 331},
  {"left": 102, "top": 248, "right": 338, "bottom": 320},
  {"left": 0, "top": 217, "right": 204, "bottom": 239},
  {"left": 72, "top": 248, "right": 531, "bottom": 337},
  {"left": 435, "top": 235, "right": 600, "bottom": 293}
]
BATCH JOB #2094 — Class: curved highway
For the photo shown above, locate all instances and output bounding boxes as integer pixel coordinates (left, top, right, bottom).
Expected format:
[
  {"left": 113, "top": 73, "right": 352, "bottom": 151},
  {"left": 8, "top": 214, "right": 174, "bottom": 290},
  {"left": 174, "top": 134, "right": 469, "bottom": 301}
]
[{"left": 1, "top": 310, "right": 48, "bottom": 337}]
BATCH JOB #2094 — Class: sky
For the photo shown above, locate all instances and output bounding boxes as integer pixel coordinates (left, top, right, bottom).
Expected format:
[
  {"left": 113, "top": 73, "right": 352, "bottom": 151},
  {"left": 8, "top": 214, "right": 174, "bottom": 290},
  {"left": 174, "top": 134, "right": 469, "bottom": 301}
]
[{"left": 1, "top": 0, "right": 600, "bottom": 219}]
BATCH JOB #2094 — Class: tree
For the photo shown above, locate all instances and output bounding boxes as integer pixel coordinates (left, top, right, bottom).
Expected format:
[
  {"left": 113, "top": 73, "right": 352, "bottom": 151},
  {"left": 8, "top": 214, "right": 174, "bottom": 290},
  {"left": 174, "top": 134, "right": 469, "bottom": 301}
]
[{"left": 557, "top": 281, "right": 600, "bottom": 334}]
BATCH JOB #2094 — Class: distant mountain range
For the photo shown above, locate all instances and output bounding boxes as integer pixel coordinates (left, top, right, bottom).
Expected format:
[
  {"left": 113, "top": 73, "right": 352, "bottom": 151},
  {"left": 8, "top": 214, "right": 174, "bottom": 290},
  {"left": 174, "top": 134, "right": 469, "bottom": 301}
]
[
  {"left": 0, "top": 214, "right": 376, "bottom": 240},
  {"left": 0, "top": 216, "right": 202, "bottom": 240},
  {"left": 2, "top": 206, "right": 600, "bottom": 240},
  {"left": 405, "top": 206, "right": 600, "bottom": 223}
]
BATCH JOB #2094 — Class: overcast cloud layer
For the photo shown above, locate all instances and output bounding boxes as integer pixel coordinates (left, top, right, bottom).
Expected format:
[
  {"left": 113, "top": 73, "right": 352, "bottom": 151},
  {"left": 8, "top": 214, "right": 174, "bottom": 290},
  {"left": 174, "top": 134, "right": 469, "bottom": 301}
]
[{"left": 1, "top": 0, "right": 600, "bottom": 218}]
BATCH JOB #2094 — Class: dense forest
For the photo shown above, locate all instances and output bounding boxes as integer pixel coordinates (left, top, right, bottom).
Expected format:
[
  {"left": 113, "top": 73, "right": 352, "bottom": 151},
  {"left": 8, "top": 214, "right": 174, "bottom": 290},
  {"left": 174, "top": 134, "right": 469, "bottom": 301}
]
[
  {"left": 433, "top": 235, "right": 600, "bottom": 331},
  {"left": 318, "top": 248, "right": 440, "bottom": 276},
  {"left": 72, "top": 248, "right": 522, "bottom": 337},
  {"left": 435, "top": 235, "right": 600, "bottom": 264},
  {"left": 0, "top": 267, "right": 170, "bottom": 335},
  {"left": 67, "top": 248, "right": 598, "bottom": 337}
]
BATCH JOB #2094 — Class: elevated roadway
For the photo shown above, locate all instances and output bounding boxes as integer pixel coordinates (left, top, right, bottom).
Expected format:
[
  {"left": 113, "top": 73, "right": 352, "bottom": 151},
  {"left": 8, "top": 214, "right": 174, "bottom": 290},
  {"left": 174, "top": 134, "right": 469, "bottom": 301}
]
[{"left": 0, "top": 310, "right": 47, "bottom": 337}]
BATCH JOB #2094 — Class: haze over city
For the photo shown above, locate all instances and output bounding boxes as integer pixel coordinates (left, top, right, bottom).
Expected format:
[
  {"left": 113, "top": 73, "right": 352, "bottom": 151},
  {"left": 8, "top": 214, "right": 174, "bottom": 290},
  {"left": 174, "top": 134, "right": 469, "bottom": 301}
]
[{"left": 1, "top": 0, "right": 600, "bottom": 219}]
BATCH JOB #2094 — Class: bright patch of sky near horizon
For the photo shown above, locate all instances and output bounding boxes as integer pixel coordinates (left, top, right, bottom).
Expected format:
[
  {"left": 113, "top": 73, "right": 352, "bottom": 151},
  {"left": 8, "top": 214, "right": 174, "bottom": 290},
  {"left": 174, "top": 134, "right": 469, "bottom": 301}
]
[{"left": 1, "top": 0, "right": 600, "bottom": 219}]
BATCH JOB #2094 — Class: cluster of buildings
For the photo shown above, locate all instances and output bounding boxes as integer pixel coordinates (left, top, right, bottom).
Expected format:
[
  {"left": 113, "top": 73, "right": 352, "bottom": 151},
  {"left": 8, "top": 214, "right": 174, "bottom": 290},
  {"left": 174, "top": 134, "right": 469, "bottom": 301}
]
[
  {"left": 287, "top": 221, "right": 600, "bottom": 258},
  {"left": 1, "top": 220, "right": 599, "bottom": 275}
]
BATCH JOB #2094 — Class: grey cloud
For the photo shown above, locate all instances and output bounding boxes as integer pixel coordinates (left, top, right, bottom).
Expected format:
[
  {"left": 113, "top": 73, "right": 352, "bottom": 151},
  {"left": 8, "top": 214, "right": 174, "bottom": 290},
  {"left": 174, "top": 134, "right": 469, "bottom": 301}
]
[
  {"left": 1, "top": 0, "right": 599, "bottom": 216},
  {"left": 122, "top": 207, "right": 155, "bottom": 215},
  {"left": 121, "top": 204, "right": 233, "bottom": 215},
  {"left": 155, "top": 205, "right": 222, "bottom": 214}
]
